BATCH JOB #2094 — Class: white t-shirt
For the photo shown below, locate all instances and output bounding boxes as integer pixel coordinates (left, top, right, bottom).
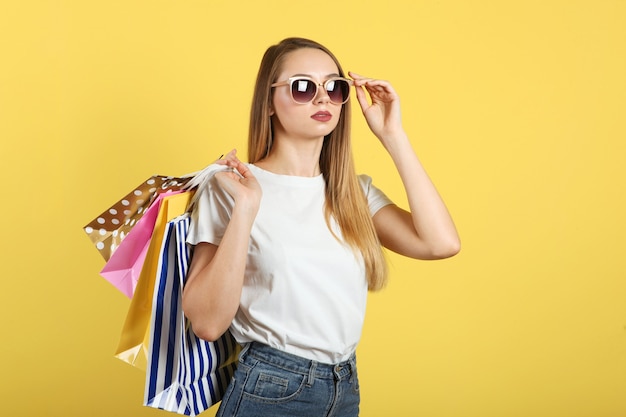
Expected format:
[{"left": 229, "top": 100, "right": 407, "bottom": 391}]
[{"left": 187, "top": 163, "right": 393, "bottom": 364}]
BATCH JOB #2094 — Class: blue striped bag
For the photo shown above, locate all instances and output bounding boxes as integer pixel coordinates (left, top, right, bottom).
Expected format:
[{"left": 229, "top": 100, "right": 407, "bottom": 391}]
[{"left": 144, "top": 212, "right": 240, "bottom": 415}]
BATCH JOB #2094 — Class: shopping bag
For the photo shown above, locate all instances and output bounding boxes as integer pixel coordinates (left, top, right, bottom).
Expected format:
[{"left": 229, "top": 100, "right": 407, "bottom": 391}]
[
  {"left": 99, "top": 191, "right": 182, "bottom": 298},
  {"left": 115, "top": 191, "right": 193, "bottom": 370},
  {"left": 144, "top": 213, "right": 239, "bottom": 415},
  {"left": 84, "top": 175, "right": 190, "bottom": 262}
]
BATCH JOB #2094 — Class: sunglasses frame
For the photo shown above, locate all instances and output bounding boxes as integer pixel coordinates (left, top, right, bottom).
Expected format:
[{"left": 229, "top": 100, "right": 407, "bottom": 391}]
[{"left": 271, "top": 76, "right": 354, "bottom": 105}]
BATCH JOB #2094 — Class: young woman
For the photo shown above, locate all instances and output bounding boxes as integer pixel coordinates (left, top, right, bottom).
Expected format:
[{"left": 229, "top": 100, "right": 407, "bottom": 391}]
[{"left": 182, "top": 37, "right": 460, "bottom": 417}]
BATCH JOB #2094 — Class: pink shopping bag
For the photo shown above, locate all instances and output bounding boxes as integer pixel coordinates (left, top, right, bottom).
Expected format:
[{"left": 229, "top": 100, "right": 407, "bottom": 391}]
[{"left": 99, "top": 191, "right": 181, "bottom": 298}]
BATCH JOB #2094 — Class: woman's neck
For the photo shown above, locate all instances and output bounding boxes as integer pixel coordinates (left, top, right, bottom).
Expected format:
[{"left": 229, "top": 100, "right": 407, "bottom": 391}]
[{"left": 255, "top": 137, "right": 323, "bottom": 177}]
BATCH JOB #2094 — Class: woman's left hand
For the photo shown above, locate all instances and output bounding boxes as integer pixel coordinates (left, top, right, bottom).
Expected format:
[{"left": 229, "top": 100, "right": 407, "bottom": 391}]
[{"left": 350, "top": 71, "right": 405, "bottom": 143}]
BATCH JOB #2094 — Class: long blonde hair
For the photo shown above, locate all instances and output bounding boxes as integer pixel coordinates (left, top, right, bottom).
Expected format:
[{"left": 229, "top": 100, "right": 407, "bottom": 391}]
[{"left": 248, "top": 37, "right": 387, "bottom": 291}]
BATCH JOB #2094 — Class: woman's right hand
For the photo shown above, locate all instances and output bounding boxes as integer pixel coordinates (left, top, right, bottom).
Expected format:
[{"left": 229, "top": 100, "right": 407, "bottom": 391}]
[
  {"left": 183, "top": 149, "right": 261, "bottom": 341},
  {"left": 215, "top": 149, "right": 262, "bottom": 217}
]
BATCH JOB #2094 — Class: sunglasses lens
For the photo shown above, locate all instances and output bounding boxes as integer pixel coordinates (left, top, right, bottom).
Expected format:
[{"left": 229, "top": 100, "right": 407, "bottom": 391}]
[
  {"left": 288, "top": 78, "right": 351, "bottom": 104},
  {"left": 291, "top": 79, "right": 317, "bottom": 103},
  {"left": 326, "top": 79, "right": 350, "bottom": 104}
]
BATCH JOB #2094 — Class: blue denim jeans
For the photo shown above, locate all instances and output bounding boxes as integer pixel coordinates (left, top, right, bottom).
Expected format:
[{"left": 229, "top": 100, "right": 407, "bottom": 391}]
[{"left": 216, "top": 342, "right": 360, "bottom": 417}]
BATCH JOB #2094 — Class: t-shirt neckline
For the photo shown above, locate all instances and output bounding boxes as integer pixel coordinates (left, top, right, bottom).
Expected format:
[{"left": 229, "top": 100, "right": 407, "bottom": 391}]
[{"left": 248, "top": 163, "right": 325, "bottom": 187}]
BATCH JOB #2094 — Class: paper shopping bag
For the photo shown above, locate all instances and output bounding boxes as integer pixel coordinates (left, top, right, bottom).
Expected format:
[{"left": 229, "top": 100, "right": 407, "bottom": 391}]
[
  {"left": 99, "top": 191, "right": 182, "bottom": 298},
  {"left": 115, "top": 191, "right": 193, "bottom": 370},
  {"left": 84, "top": 175, "right": 190, "bottom": 262},
  {"left": 144, "top": 213, "right": 239, "bottom": 415}
]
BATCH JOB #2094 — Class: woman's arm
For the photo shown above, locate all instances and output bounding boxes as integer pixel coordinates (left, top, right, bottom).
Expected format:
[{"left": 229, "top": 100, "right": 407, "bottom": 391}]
[
  {"left": 182, "top": 150, "right": 261, "bottom": 341},
  {"left": 351, "top": 72, "right": 460, "bottom": 260}
]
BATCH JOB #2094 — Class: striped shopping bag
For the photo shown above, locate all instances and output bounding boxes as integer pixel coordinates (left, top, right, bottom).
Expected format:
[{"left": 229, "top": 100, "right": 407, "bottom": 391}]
[{"left": 144, "top": 213, "right": 240, "bottom": 415}]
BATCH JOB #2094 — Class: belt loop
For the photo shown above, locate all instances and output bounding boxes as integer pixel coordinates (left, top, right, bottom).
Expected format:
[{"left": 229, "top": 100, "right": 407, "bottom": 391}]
[
  {"left": 238, "top": 342, "right": 252, "bottom": 362},
  {"left": 306, "top": 360, "right": 317, "bottom": 387},
  {"left": 349, "top": 356, "right": 357, "bottom": 384}
]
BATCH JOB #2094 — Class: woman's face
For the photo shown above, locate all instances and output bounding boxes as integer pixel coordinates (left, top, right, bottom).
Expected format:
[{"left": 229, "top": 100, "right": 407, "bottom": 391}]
[{"left": 271, "top": 47, "right": 344, "bottom": 143}]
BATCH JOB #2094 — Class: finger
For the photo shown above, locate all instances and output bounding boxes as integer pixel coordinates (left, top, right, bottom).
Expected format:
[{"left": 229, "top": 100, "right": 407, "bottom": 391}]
[
  {"left": 214, "top": 171, "right": 238, "bottom": 184},
  {"left": 349, "top": 71, "right": 388, "bottom": 87},
  {"left": 348, "top": 71, "right": 372, "bottom": 81},
  {"left": 353, "top": 83, "right": 372, "bottom": 112},
  {"left": 221, "top": 149, "right": 237, "bottom": 159},
  {"left": 349, "top": 72, "right": 375, "bottom": 87},
  {"left": 350, "top": 72, "right": 392, "bottom": 90},
  {"left": 232, "top": 160, "right": 256, "bottom": 179},
  {"left": 219, "top": 150, "right": 245, "bottom": 170},
  {"left": 363, "top": 82, "right": 398, "bottom": 103},
  {"left": 223, "top": 149, "right": 239, "bottom": 162},
  {"left": 362, "top": 81, "right": 392, "bottom": 94}
]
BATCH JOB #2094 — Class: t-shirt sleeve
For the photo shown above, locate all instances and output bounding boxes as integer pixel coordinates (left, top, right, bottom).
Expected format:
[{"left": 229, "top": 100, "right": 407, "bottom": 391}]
[
  {"left": 186, "top": 173, "right": 235, "bottom": 246},
  {"left": 358, "top": 174, "right": 394, "bottom": 216}
]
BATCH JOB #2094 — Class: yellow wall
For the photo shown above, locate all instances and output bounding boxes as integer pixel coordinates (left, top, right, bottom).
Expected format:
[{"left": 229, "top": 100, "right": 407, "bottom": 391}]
[{"left": 1, "top": 1, "right": 625, "bottom": 416}]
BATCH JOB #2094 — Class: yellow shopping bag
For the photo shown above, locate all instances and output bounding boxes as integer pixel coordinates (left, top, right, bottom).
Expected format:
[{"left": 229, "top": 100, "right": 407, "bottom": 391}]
[{"left": 114, "top": 191, "right": 193, "bottom": 370}]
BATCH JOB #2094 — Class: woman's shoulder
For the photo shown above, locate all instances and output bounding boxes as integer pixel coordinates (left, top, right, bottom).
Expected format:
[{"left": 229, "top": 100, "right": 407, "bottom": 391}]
[
  {"left": 357, "top": 174, "right": 394, "bottom": 212},
  {"left": 357, "top": 173, "right": 374, "bottom": 192}
]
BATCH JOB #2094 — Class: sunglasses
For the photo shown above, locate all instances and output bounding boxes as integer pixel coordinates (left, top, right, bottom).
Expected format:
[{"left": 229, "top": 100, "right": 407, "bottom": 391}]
[{"left": 271, "top": 76, "right": 353, "bottom": 104}]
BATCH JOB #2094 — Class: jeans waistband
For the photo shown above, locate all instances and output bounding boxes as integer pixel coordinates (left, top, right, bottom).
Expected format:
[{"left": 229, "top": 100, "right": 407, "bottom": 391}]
[{"left": 241, "top": 342, "right": 356, "bottom": 382}]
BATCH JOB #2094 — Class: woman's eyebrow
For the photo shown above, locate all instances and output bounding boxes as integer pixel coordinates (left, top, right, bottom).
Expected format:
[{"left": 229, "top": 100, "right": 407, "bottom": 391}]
[{"left": 290, "top": 73, "right": 342, "bottom": 78}]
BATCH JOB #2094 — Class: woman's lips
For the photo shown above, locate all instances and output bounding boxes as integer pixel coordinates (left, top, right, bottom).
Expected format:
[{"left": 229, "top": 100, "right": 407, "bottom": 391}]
[{"left": 311, "top": 111, "right": 332, "bottom": 122}]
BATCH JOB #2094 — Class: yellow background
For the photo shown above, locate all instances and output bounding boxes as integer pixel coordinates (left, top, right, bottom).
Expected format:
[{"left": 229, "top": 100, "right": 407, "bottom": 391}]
[{"left": 1, "top": 1, "right": 625, "bottom": 416}]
